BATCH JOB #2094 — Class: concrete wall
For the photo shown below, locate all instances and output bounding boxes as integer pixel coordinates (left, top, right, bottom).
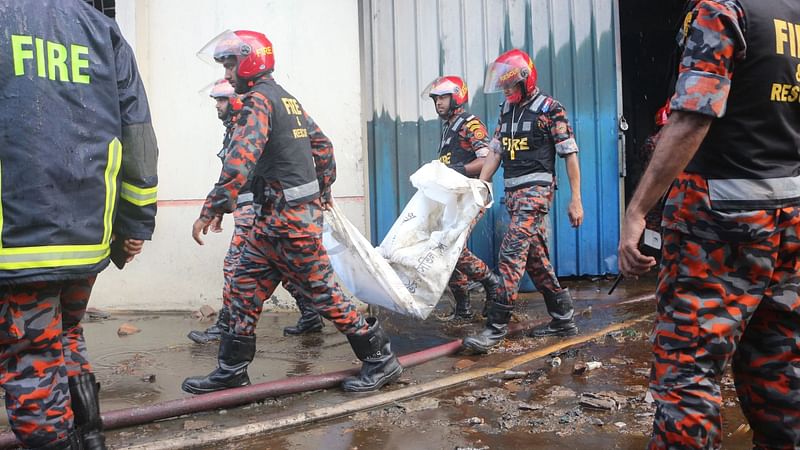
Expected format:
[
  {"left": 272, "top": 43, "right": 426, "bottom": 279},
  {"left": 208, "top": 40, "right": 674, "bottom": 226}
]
[{"left": 91, "top": 0, "right": 367, "bottom": 311}]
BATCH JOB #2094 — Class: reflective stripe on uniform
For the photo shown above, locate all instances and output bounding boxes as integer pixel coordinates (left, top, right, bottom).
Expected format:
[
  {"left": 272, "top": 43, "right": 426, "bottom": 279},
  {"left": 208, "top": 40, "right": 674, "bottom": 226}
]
[
  {"left": 237, "top": 192, "right": 254, "bottom": 205},
  {"left": 707, "top": 175, "right": 800, "bottom": 209},
  {"left": 0, "top": 138, "right": 122, "bottom": 269},
  {"left": 504, "top": 172, "right": 553, "bottom": 189},
  {"left": 120, "top": 182, "right": 158, "bottom": 207},
  {"left": 283, "top": 179, "right": 320, "bottom": 203}
]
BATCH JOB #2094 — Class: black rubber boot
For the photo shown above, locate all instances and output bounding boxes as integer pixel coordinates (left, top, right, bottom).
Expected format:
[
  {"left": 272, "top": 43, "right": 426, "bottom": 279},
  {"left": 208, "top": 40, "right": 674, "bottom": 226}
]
[
  {"left": 283, "top": 302, "right": 323, "bottom": 336},
  {"left": 480, "top": 272, "right": 502, "bottom": 317},
  {"left": 68, "top": 373, "right": 105, "bottom": 450},
  {"left": 453, "top": 289, "right": 474, "bottom": 319},
  {"left": 530, "top": 288, "right": 578, "bottom": 337},
  {"left": 462, "top": 301, "right": 515, "bottom": 354},
  {"left": 181, "top": 332, "right": 255, "bottom": 394},
  {"left": 187, "top": 308, "right": 230, "bottom": 344},
  {"left": 32, "top": 430, "right": 82, "bottom": 450},
  {"left": 341, "top": 317, "right": 403, "bottom": 392}
]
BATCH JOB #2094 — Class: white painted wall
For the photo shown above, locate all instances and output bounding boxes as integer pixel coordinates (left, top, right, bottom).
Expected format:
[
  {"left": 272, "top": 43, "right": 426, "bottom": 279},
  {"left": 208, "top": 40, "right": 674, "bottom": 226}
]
[{"left": 91, "top": 0, "right": 367, "bottom": 311}]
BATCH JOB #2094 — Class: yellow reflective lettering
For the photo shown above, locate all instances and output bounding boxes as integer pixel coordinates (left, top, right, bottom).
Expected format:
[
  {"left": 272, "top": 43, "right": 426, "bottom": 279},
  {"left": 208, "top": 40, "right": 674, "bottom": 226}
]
[
  {"left": 34, "top": 38, "right": 46, "bottom": 77},
  {"left": 47, "top": 41, "right": 68, "bottom": 82},
  {"left": 789, "top": 20, "right": 798, "bottom": 58},
  {"left": 11, "top": 35, "right": 33, "bottom": 76},
  {"left": 771, "top": 83, "right": 783, "bottom": 101},
  {"left": 789, "top": 85, "right": 800, "bottom": 103},
  {"left": 782, "top": 84, "right": 791, "bottom": 102},
  {"left": 775, "top": 19, "right": 789, "bottom": 55},
  {"left": 70, "top": 44, "right": 90, "bottom": 84}
]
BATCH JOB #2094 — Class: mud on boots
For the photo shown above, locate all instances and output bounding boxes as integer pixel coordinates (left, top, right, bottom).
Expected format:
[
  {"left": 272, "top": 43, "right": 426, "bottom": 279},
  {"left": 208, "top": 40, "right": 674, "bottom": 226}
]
[
  {"left": 341, "top": 318, "right": 403, "bottom": 392},
  {"left": 529, "top": 288, "right": 578, "bottom": 337},
  {"left": 181, "top": 331, "right": 255, "bottom": 394},
  {"left": 461, "top": 299, "right": 515, "bottom": 354},
  {"left": 68, "top": 373, "right": 107, "bottom": 449},
  {"left": 283, "top": 301, "right": 324, "bottom": 335}
]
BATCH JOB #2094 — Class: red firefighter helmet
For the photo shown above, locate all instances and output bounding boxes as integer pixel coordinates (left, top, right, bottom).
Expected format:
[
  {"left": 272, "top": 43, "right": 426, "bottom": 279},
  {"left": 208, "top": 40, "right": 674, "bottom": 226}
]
[
  {"left": 421, "top": 76, "right": 469, "bottom": 108},
  {"left": 200, "top": 30, "right": 275, "bottom": 80},
  {"left": 655, "top": 101, "right": 671, "bottom": 127},
  {"left": 208, "top": 79, "right": 243, "bottom": 111},
  {"left": 484, "top": 49, "right": 538, "bottom": 95}
]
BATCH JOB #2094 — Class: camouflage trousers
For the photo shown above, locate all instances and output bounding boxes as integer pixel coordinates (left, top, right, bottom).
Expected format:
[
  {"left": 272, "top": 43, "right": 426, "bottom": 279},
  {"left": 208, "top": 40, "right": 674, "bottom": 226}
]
[
  {"left": 227, "top": 215, "right": 367, "bottom": 336},
  {"left": 221, "top": 203, "right": 256, "bottom": 311},
  {"left": 497, "top": 184, "right": 562, "bottom": 304},
  {"left": 650, "top": 173, "right": 800, "bottom": 449},
  {"left": 222, "top": 204, "right": 308, "bottom": 317},
  {"left": 449, "top": 210, "right": 491, "bottom": 294},
  {"left": 449, "top": 246, "right": 491, "bottom": 294},
  {"left": 0, "top": 277, "right": 96, "bottom": 448}
]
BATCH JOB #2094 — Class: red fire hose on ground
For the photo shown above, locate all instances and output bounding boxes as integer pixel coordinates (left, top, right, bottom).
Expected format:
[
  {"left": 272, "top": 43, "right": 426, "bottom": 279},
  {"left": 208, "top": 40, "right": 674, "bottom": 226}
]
[{"left": 0, "top": 294, "right": 654, "bottom": 448}]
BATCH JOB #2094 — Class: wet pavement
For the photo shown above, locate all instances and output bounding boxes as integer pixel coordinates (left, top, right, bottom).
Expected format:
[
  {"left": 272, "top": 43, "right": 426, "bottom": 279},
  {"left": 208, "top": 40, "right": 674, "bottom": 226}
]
[{"left": 0, "top": 276, "right": 757, "bottom": 448}]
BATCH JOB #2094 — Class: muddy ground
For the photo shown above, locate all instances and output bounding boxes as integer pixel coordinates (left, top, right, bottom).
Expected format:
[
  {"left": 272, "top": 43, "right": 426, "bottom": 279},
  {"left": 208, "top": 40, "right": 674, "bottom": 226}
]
[{"left": 1, "top": 277, "right": 756, "bottom": 449}]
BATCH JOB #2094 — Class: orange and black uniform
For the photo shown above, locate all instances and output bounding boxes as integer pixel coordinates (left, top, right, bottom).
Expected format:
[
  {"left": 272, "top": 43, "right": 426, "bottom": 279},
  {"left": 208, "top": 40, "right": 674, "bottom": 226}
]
[
  {"left": 200, "top": 76, "right": 367, "bottom": 337},
  {"left": 437, "top": 110, "right": 496, "bottom": 312},
  {"left": 650, "top": 0, "right": 800, "bottom": 448},
  {"left": 0, "top": 0, "right": 158, "bottom": 447}
]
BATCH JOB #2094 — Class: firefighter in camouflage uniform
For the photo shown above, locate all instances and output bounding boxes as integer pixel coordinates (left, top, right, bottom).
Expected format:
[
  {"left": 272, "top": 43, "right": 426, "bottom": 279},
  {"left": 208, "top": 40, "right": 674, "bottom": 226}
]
[
  {"left": 421, "top": 76, "right": 501, "bottom": 319},
  {"left": 187, "top": 80, "right": 322, "bottom": 344},
  {"left": 0, "top": 1, "right": 159, "bottom": 448},
  {"left": 462, "top": 49, "right": 584, "bottom": 354},
  {"left": 182, "top": 30, "right": 402, "bottom": 394},
  {"left": 619, "top": 0, "right": 800, "bottom": 448}
]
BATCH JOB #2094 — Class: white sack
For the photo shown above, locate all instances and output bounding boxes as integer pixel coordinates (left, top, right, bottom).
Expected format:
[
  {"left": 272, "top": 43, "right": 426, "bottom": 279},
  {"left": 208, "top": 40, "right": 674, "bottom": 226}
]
[{"left": 323, "top": 161, "right": 491, "bottom": 319}]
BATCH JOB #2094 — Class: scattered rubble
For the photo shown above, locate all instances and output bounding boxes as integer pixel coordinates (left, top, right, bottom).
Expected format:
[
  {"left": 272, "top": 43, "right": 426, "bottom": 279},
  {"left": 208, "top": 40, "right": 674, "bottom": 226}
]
[
  {"left": 192, "top": 305, "right": 217, "bottom": 321},
  {"left": 517, "top": 402, "right": 544, "bottom": 411},
  {"left": 491, "top": 370, "right": 528, "bottom": 381},
  {"left": 572, "top": 361, "right": 603, "bottom": 375},
  {"left": 140, "top": 374, "right": 156, "bottom": 383},
  {"left": 86, "top": 307, "right": 111, "bottom": 321},
  {"left": 117, "top": 323, "right": 141, "bottom": 336},
  {"left": 453, "top": 359, "right": 477, "bottom": 370},
  {"left": 578, "top": 392, "right": 618, "bottom": 410}
]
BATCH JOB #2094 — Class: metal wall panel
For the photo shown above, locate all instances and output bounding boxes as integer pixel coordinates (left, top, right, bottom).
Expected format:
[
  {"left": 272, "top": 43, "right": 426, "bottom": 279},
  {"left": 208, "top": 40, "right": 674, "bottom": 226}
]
[{"left": 362, "top": 0, "right": 621, "bottom": 276}]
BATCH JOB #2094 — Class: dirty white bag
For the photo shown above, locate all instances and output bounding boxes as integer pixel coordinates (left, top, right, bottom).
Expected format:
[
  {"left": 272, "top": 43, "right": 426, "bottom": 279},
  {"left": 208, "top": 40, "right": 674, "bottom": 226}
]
[
  {"left": 323, "top": 203, "right": 423, "bottom": 318},
  {"left": 323, "top": 161, "right": 491, "bottom": 319}
]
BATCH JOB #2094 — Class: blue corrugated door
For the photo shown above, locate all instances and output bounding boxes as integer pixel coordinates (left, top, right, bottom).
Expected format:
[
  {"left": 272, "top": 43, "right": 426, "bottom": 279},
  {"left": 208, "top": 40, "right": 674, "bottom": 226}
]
[{"left": 361, "top": 0, "right": 621, "bottom": 278}]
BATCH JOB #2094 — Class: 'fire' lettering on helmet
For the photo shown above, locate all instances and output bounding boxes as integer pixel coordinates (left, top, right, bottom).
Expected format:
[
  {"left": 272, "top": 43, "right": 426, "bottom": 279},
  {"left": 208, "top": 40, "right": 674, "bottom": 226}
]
[
  {"left": 10, "top": 34, "right": 91, "bottom": 84},
  {"left": 256, "top": 46, "right": 273, "bottom": 57}
]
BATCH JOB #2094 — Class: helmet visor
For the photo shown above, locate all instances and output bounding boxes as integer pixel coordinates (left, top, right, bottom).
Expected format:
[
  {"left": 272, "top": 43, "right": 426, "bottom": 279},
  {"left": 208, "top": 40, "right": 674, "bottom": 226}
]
[
  {"left": 197, "top": 30, "right": 250, "bottom": 65},
  {"left": 200, "top": 79, "right": 236, "bottom": 98},
  {"left": 420, "top": 77, "right": 461, "bottom": 99},
  {"left": 483, "top": 61, "right": 529, "bottom": 93}
]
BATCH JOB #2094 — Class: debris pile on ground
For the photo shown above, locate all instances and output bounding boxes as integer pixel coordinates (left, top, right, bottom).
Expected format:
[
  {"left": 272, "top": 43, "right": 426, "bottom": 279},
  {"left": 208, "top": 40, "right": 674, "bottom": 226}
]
[{"left": 117, "top": 323, "right": 141, "bottom": 336}]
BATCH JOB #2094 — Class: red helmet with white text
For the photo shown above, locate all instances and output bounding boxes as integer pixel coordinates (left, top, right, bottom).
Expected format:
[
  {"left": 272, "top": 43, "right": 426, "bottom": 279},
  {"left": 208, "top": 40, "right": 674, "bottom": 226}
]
[
  {"left": 484, "top": 49, "right": 538, "bottom": 96},
  {"left": 421, "top": 76, "right": 469, "bottom": 108}
]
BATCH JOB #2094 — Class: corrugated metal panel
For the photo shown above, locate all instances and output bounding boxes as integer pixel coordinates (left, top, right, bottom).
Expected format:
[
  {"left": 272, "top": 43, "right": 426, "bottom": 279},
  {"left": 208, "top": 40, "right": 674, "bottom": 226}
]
[{"left": 362, "top": 0, "right": 621, "bottom": 277}]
